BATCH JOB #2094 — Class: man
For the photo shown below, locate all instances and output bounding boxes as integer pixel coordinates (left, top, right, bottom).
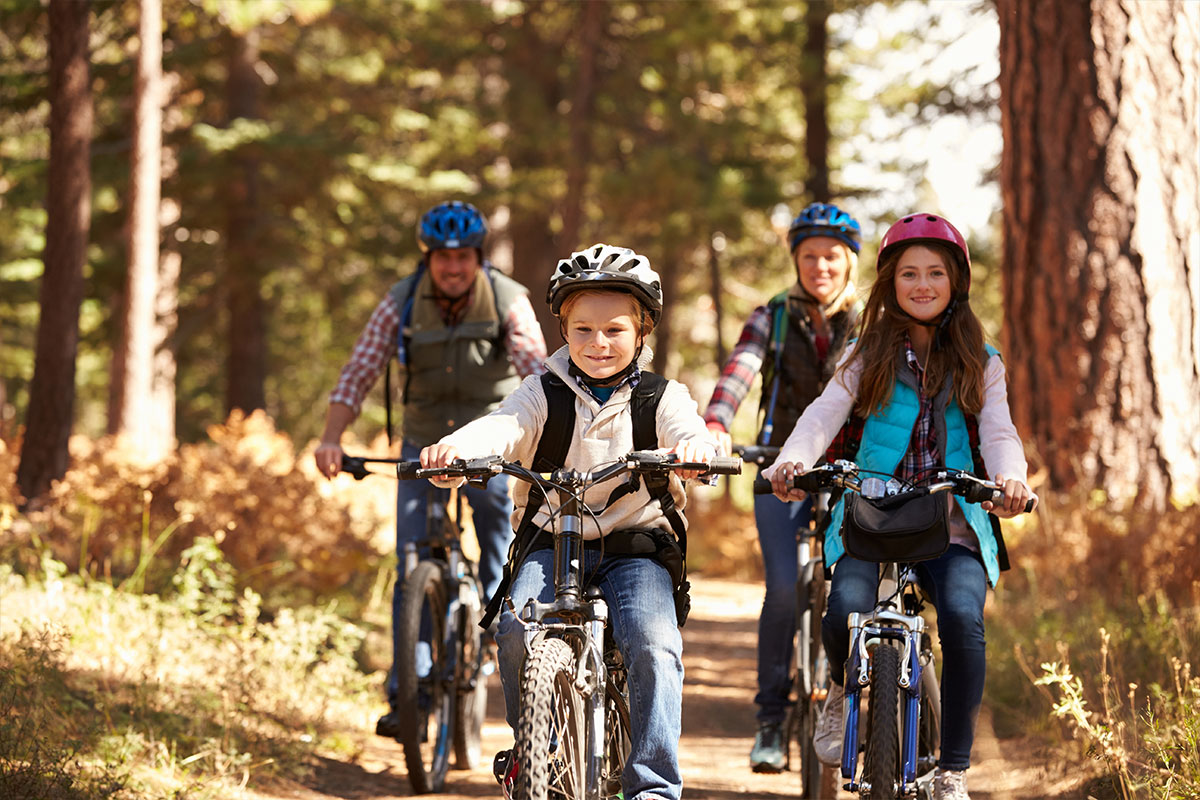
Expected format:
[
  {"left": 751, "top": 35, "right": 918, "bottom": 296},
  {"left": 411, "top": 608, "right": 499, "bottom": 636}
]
[{"left": 314, "top": 200, "right": 547, "bottom": 737}]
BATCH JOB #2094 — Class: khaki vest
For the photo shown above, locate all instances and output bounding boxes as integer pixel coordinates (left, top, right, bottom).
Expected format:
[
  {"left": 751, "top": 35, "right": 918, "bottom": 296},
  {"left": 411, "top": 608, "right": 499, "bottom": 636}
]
[{"left": 389, "top": 266, "right": 526, "bottom": 446}]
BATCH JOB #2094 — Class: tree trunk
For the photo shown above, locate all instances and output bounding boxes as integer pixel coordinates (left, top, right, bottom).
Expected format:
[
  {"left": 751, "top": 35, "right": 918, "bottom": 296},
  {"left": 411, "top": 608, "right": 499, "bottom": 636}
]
[
  {"left": 801, "top": 0, "right": 830, "bottom": 202},
  {"left": 509, "top": 213, "right": 561, "bottom": 351},
  {"left": 558, "top": 0, "right": 606, "bottom": 254},
  {"left": 996, "top": 0, "right": 1199, "bottom": 509},
  {"left": 224, "top": 28, "right": 267, "bottom": 415},
  {"left": 17, "top": 0, "right": 92, "bottom": 506},
  {"left": 110, "top": 0, "right": 173, "bottom": 463}
]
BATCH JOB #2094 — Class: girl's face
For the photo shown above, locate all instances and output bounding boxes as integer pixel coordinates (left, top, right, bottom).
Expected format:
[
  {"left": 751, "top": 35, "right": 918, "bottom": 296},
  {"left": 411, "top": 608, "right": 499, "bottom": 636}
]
[
  {"left": 893, "top": 245, "right": 952, "bottom": 322},
  {"left": 794, "top": 236, "right": 851, "bottom": 304},
  {"left": 564, "top": 292, "right": 642, "bottom": 380}
]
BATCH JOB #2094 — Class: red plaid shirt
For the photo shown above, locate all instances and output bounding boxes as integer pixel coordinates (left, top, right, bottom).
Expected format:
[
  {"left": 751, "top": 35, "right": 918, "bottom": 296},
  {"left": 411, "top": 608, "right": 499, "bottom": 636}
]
[
  {"left": 703, "top": 305, "right": 771, "bottom": 431},
  {"left": 329, "top": 288, "right": 547, "bottom": 414},
  {"left": 897, "top": 336, "right": 938, "bottom": 483}
]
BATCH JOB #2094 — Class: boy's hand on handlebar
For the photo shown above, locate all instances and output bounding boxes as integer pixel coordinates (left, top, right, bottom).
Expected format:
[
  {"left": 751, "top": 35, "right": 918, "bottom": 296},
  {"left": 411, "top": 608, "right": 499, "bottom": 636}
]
[
  {"left": 669, "top": 438, "right": 715, "bottom": 480},
  {"left": 705, "top": 421, "right": 732, "bottom": 457},
  {"left": 982, "top": 475, "right": 1037, "bottom": 517},
  {"left": 764, "top": 460, "right": 808, "bottom": 503},
  {"left": 420, "top": 443, "right": 464, "bottom": 488},
  {"left": 314, "top": 442, "right": 343, "bottom": 480}
]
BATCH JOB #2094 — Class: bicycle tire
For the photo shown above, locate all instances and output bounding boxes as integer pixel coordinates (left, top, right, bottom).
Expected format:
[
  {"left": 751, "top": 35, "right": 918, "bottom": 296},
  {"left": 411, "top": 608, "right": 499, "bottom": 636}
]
[
  {"left": 863, "top": 640, "right": 901, "bottom": 800},
  {"left": 602, "top": 671, "right": 632, "bottom": 799},
  {"left": 793, "top": 557, "right": 827, "bottom": 798},
  {"left": 515, "top": 636, "right": 587, "bottom": 800},
  {"left": 452, "top": 578, "right": 488, "bottom": 770},
  {"left": 396, "top": 560, "right": 453, "bottom": 794}
]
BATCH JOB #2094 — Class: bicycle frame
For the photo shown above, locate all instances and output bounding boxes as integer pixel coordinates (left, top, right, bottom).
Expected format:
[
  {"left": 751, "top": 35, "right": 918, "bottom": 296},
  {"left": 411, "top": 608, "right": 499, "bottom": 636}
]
[{"left": 841, "top": 562, "right": 932, "bottom": 797}]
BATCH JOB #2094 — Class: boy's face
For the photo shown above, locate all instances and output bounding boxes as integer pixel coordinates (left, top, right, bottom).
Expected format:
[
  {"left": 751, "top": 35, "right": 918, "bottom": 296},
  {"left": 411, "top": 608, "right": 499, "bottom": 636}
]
[{"left": 564, "top": 292, "right": 642, "bottom": 380}]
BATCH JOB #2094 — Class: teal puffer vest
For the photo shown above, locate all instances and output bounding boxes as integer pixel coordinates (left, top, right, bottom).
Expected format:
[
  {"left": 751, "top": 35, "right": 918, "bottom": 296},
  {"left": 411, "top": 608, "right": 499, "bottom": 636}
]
[{"left": 825, "top": 344, "right": 1003, "bottom": 585}]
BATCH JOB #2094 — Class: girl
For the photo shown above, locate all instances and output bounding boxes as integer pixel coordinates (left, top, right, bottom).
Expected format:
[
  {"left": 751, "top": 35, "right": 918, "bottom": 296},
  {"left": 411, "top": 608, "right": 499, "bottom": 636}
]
[
  {"left": 764, "top": 213, "right": 1037, "bottom": 800},
  {"left": 422, "top": 243, "right": 715, "bottom": 800}
]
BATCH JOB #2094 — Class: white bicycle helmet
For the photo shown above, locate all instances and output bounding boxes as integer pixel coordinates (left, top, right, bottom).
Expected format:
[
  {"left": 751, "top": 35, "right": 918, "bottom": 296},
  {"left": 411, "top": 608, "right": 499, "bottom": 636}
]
[{"left": 547, "top": 243, "right": 664, "bottom": 326}]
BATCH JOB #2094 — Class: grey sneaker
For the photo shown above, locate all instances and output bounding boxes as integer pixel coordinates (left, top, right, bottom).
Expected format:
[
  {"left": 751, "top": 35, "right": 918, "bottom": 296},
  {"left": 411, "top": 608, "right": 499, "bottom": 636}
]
[
  {"left": 932, "top": 767, "right": 970, "bottom": 799},
  {"left": 750, "top": 720, "right": 786, "bottom": 773},
  {"left": 813, "top": 681, "right": 845, "bottom": 766}
]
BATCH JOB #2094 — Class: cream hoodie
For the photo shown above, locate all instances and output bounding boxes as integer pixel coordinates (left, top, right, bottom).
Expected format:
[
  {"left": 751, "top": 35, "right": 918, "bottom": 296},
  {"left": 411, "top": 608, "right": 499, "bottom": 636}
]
[{"left": 438, "top": 346, "right": 716, "bottom": 540}]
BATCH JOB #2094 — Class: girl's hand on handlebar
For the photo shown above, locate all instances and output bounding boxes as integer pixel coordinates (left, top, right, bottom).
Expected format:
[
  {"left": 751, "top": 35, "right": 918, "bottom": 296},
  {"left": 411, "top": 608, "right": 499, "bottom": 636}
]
[
  {"left": 314, "top": 442, "right": 344, "bottom": 480},
  {"left": 764, "top": 460, "right": 808, "bottom": 503},
  {"left": 420, "top": 443, "right": 465, "bottom": 488},
  {"left": 982, "top": 475, "right": 1037, "bottom": 517},
  {"left": 669, "top": 438, "right": 715, "bottom": 480}
]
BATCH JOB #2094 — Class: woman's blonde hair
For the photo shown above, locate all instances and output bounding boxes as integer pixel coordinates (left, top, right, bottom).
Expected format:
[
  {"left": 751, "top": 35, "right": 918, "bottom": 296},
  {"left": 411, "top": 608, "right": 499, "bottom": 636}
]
[{"left": 845, "top": 241, "right": 987, "bottom": 417}]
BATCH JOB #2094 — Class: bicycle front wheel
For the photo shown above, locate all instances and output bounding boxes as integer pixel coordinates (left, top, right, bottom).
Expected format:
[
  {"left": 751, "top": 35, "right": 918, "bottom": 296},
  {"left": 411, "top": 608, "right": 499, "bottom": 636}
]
[
  {"left": 863, "top": 640, "right": 901, "bottom": 800},
  {"left": 396, "top": 560, "right": 453, "bottom": 794},
  {"left": 515, "top": 636, "right": 588, "bottom": 800}
]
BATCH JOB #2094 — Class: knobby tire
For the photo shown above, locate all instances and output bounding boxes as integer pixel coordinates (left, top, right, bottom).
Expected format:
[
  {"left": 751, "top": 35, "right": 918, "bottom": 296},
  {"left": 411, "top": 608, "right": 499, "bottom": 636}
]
[
  {"left": 396, "top": 561, "right": 452, "bottom": 794},
  {"left": 515, "top": 637, "right": 586, "bottom": 800},
  {"left": 864, "top": 641, "right": 901, "bottom": 800}
]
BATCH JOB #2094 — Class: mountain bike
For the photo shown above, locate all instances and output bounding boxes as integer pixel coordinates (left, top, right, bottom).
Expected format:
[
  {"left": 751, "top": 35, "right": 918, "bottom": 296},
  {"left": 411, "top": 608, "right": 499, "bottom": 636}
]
[
  {"left": 736, "top": 444, "right": 829, "bottom": 798},
  {"left": 404, "top": 450, "right": 741, "bottom": 800},
  {"left": 341, "top": 455, "right": 489, "bottom": 794},
  {"left": 759, "top": 461, "right": 1034, "bottom": 799}
]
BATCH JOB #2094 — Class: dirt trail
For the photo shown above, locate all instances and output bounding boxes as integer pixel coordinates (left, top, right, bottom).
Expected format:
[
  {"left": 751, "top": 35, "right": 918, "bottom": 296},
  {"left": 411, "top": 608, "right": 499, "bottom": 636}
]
[{"left": 257, "top": 576, "right": 1077, "bottom": 800}]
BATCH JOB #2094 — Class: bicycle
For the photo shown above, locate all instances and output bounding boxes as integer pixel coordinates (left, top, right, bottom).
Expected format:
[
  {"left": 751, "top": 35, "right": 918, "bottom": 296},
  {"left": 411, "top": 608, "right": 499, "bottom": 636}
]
[
  {"left": 404, "top": 450, "right": 741, "bottom": 800},
  {"left": 757, "top": 461, "right": 1034, "bottom": 799},
  {"left": 735, "top": 444, "right": 829, "bottom": 798},
  {"left": 340, "top": 455, "right": 489, "bottom": 794}
]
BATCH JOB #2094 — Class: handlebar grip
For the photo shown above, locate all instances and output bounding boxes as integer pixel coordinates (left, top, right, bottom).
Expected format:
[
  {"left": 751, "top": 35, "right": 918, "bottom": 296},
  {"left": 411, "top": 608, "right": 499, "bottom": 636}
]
[
  {"left": 1024, "top": 497, "right": 1036, "bottom": 513},
  {"left": 974, "top": 486, "right": 1037, "bottom": 513},
  {"left": 753, "top": 477, "right": 773, "bottom": 494},
  {"left": 753, "top": 472, "right": 831, "bottom": 495},
  {"left": 396, "top": 461, "right": 421, "bottom": 479},
  {"left": 705, "top": 456, "right": 742, "bottom": 475},
  {"left": 340, "top": 456, "right": 370, "bottom": 481}
]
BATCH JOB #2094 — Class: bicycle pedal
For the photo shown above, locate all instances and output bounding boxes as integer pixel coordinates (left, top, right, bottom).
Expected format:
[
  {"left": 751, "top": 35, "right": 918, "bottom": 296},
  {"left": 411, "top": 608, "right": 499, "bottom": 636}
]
[{"left": 493, "top": 749, "right": 518, "bottom": 798}]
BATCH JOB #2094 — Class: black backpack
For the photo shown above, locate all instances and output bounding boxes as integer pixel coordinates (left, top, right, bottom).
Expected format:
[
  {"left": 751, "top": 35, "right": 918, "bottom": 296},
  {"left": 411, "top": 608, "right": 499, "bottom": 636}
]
[{"left": 480, "top": 370, "right": 693, "bottom": 628}]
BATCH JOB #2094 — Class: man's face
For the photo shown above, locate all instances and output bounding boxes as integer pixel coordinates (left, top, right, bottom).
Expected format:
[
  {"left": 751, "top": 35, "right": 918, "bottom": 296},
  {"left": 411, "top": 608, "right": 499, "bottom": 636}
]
[{"left": 427, "top": 247, "right": 481, "bottom": 299}]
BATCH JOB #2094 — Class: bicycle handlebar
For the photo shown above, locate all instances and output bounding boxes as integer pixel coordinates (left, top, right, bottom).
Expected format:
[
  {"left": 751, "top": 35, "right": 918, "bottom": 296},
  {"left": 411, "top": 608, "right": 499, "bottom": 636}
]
[
  {"left": 339, "top": 454, "right": 405, "bottom": 481},
  {"left": 398, "top": 451, "right": 742, "bottom": 485},
  {"left": 731, "top": 444, "right": 780, "bottom": 465},
  {"left": 752, "top": 461, "right": 1036, "bottom": 513}
]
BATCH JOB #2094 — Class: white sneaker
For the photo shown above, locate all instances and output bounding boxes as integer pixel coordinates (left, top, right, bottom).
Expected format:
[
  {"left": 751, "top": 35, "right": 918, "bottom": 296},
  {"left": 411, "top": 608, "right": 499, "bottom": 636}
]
[
  {"left": 812, "top": 682, "right": 845, "bottom": 766},
  {"left": 932, "top": 767, "right": 970, "bottom": 799}
]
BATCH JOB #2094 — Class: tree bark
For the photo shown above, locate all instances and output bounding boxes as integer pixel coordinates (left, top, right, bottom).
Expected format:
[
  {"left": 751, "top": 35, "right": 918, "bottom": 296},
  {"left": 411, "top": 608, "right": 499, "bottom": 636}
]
[
  {"left": 558, "top": 0, "right": 606, "bottom": 254},
  {"left": 224, "top": 28, "right": 267, "bottom": 414},
  {"left": 996, "top": 0, "right": 1199, "bottom": 509},
  {"left": 110, "top": 0, "right": 173, "bottom": 463},
  {"left": 17, "top": 0, "right": 93, "bottom": 506},
  {"left": 801, "top": 0, "right": 830, "bottom": 202}
]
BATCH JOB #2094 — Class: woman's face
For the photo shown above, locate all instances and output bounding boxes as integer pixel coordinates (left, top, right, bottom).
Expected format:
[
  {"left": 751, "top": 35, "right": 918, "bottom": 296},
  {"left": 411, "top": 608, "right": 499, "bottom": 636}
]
[
  {"left": 564, "top": 291, "right": 642, "bottom": 380},
  {"left": 893, "top": 245, "right": 952, "bottom": 322},
  {"left": 794, "top": 236, "right": 851, "bottom": 304}
]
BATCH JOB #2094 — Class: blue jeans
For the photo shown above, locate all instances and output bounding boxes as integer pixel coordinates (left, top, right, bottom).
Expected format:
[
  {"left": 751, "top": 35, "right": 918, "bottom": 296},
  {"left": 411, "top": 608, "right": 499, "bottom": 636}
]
[
  {"left": 752, "top": 490, "right": 813, "bottom": 724},
  {"left": 497, "top": 548, "right": 684, "bottom": 800},
  {"left": 822, "top": 545, "right": 987, "bottom": 771},
  {"left": 386, "top": 440, "right": 515, "bottom": 709}
]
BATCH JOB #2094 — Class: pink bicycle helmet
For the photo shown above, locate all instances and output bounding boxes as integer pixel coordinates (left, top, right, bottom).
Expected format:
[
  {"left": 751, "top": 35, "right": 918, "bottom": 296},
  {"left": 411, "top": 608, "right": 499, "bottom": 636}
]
[{"left": 878, "top": 212, "right": 971, "bottom": 289}]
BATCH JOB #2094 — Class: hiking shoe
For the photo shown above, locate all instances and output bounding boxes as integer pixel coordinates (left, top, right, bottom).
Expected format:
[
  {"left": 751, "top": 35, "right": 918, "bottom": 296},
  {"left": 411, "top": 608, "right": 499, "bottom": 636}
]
[
  {"left": 493, "top": 749, "right": 518, "bottom": 799},
  {"left": 375, "top": 710, "right": 403, "bottom": 739},
  {"left": 813, "top": 681, "right": 845, "bottom": 766},
  {"left": 750, "top": 720, "right": 786, "bottom": 773},
  {"left": 932, "top": 767, "right": 970, "bottom": 799}
]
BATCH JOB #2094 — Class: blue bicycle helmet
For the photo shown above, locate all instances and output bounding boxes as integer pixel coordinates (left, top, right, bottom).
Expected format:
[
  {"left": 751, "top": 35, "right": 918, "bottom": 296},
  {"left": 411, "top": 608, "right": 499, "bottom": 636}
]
[
  {"left": 787, "top": 202, "right": 862, "bottom": 254},
  {"left": 417, "top": 201, "right": 488, "bottom": 253}
]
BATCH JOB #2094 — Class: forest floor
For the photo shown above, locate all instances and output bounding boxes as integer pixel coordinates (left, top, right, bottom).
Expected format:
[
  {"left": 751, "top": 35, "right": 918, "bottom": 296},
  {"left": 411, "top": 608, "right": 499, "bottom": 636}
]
[{"left": 248, "top": 576, "right": 1087, "bottom": 800}]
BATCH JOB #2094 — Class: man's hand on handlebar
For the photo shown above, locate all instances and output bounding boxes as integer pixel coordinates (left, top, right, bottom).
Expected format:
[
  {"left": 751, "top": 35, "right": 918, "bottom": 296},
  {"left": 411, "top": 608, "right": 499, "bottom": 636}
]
[
  {"left": 981, "top": 474, "right": 1037, "bottom": 518},
  {"left": 763, "top": 459, "right": 808, "bottom": 503},
  {"left": 420, "top": 443, "right": 465, "bottom": 488},
  {"left": 314, "top": 441, "right": 344, "bottom": 480}
]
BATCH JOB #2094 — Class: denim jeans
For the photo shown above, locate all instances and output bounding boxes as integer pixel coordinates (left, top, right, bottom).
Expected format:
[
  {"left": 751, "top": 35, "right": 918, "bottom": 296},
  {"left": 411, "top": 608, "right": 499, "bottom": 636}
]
[
  {"left": 752, "top": 490, "right": 813, "bottom": 724},
  {"left": 497, "top": 547, "right": 684, "bottom": 800},
  {"left": 822, "top": 545, "right": 987, "bottom": 771},
  {"left": 386, "top": 440, "right": 515, "bottom": 709}
]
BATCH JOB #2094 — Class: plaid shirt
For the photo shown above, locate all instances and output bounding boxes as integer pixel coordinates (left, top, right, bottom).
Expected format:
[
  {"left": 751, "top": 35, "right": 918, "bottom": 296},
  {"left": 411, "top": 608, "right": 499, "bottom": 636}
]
[
  {"left": 703, "top": 305, "right": 771, "bottom": 431},
  {"left": 897, "top": 336, "right": 938, "bottom": 483},
  {"left": 329, "top": 288, "right": 547, "bottom": 414}
]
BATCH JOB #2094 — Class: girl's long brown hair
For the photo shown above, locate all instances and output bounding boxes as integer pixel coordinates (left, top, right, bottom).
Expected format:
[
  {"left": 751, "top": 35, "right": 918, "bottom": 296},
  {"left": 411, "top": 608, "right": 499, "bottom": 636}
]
[{"left": 845, "top": 241, "right": 987, "bottom": 417}]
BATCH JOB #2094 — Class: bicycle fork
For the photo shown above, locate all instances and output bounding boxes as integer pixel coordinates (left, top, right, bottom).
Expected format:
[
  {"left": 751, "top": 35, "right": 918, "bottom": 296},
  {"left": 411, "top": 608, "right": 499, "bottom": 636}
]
[{"left": 841, "top": 609, "right": 927, "bottom": 797}]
